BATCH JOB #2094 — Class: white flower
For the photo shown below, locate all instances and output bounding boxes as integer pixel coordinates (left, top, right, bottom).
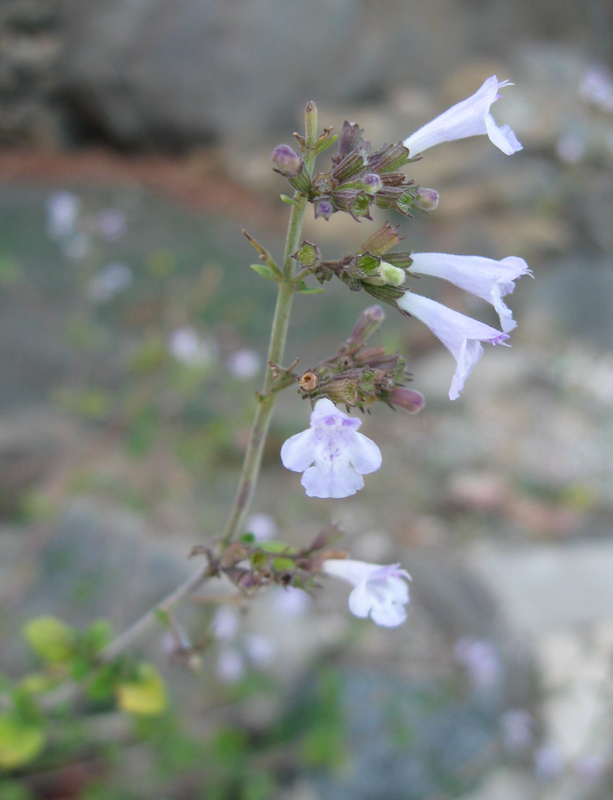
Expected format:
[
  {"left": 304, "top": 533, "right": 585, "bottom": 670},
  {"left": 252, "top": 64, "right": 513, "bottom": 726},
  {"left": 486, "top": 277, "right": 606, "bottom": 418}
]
[
  {"left": 397, "top": 292, "right": 509, "bottom": 400},
  {"left": 227, "top": 348, "right": 261, "bottom": 379},
  {"left": 323, "top": 559, "right": 411, "bottom": 627},
  {"left": 87, "top": 262, "right": 133, "bottom": 303},
  {"left": 244, "top": 512, "right": 278, "bottom": 541},
  {"left": 403, "top": 75, "right": 522, "bottom": 156},
  {"left": 408, "top": 252, "right": 532, "bottom": 333},
  {"left": 46, "top": 191, "right": 80, "bottom": 239},
  {"left": 280, "top": 398, "right": 382, "bottom": 498},
  {"left": 167, "top": 326, "right": 217, "bottom": 367}
]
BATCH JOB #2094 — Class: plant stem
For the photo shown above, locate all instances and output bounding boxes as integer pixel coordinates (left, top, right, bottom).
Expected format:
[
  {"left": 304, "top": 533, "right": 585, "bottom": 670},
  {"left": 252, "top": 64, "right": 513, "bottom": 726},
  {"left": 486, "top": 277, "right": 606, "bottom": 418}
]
[{"left": 81, "top": 103, "right": 320, "bottom": 666}]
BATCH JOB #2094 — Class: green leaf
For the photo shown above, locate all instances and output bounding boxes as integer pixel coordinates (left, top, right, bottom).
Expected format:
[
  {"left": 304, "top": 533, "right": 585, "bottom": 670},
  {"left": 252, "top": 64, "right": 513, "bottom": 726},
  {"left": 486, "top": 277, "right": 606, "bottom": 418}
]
[
  {"left": 23, "top": 617, "right": 75, "bottom": 664},
  {"left": 249, "top": 263, "right": 280, "bottom": 282},
  {"left": 18, "top": 673, "right": 57, "bottom": 696},
  {"left": 116, "top": 663, "right": 167, "bottom": 716},
  {"left": 0, "top": 715, "right": 46, "bottom": 770},
  {"left": 240, "top": 533, "right": 256, "bottom": 544},
  {"left": 296, "top": 283, "right": 325, "bottom": 295},
  {"left": 256, "top": 541, "right": 295, "bottom": 555},
  {"left": 272, "top": 557, "right": 295, "bottom": 572},
  {"left": 83, "top": 619, "right": 112, "bottom": 655}
]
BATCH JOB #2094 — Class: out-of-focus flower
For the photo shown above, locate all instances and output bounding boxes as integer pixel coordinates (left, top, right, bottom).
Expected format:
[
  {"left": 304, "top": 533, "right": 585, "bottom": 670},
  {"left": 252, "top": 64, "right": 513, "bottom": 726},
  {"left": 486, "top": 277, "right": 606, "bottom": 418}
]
[
  {"left": 96, "top": 208, "right": 127, "bottom": 241},
  {"left": 579, "top": 64, "right": 613, "bottom": 112},
  {"left": 408, "top": 253, "right": 532, "bottom": 333},
  {"left": 212, "top": 605, "right": 240, "bottom": 642},
  {"left": 244, "top": 634, "right": 275, "bottom": 667},
  {"left": 556, "top": 132, "right": 586, "bottom": 164},
  {"left": 500, "top": 708, "right": 534, "bottom": 754},
  {"left": 227, "top": 348, "right": 261, "bottom": 379},
  {"left": 322, "top": 559, "right": 410, "bottom": 627},
  {"left": 454, "top": 637, "right": 503, "bottom": 690},
  {"left": 87, "top": 262, "right": 133, "bottom": 303},
  {"left": 534, "top": 742, "right": 564, "bottom": 782},
  {"left": 47, "top": 191, "right": 80, "bottom": 239},
  {"left": 280, "top": 398, "right": 382, "bottom": 498},
  {"left": 272, "top": 585, "right": 312, "bottom": 618},
  {"left": 574, "top": 754, "right": 606, "bottom": 785},
  {"left": 397, "top": 292, "right": 509, "bottom": 400},
  {"left": 403, "top": 76, "right": 522, "bottom": 156},
  {"left": 167, "top": 326, "right": 217, "bottom": 367},
  {"left": 216, "top": 646, "right": 246, "bottom": 683},
  {"left": 245, "top": 512, "right": 278, "bottom": 541}
]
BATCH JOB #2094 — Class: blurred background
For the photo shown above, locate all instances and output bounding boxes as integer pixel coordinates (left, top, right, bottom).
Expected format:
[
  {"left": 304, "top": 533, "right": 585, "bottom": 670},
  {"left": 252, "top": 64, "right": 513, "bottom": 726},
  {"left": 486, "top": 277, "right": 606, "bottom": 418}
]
[{"left": 1, "top": 0, "right": 613, "bottom": 798}]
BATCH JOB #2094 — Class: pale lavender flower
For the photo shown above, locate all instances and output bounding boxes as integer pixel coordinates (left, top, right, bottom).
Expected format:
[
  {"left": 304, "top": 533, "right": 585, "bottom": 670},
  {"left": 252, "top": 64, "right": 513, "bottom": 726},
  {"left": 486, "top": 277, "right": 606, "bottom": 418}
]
[
  {"left": 216, "top": 646, "right": 246, "bottom": 683},
  {"left": 408, "top": 252, "right": 532, "bottom": 333},
  {"left": 96, "top": 208, "right": 127, "bottom": 241},
  {"left": 212, "top": 605, "right": 240, "bottom": 642},
  {"left": 397, "top": 292, "right": 509, "bottom": 400},
  {"left": 245, "top": 512, "right": 278, "bottom": 541},
  {"left": 500, "top": 708, "right": 534, "bottom": 754},
  {"left": 272, "top": 585, "right": 312, "bottom": 618},
  {"left": 227, "top": 348, "right": 261, "bottom": 380},
  {"left": 280, "top": 398, "right": 382, "bottom": 498},
  {"left": 167, "top": 326, "right": 217, "bottom": 367},
  {"left": 579, "top": 64, "right": 613, "bottom": 113},
  {"left": 244, "top": 634, "right": 275, "bottom": 667},
  {"left": 403, "top": 76, "right": 522, "bottom": 156},
  {"left": 46, "top": 191, "right": 80, "bottom": 239},
  {"left": 87, "top": 262, "right": 133, "bottom": 303},
  {"left": 454, "top": 637, "right": 503, "bottom": 690},
  {"left": 574, "top": 754, "right": 606, "bottom": 785},
  {"left": 323, "top": 559, "right": 411, "bottom": 627},
  {"left": 534, "top": 742, "right": 564, "bottom": 782}
]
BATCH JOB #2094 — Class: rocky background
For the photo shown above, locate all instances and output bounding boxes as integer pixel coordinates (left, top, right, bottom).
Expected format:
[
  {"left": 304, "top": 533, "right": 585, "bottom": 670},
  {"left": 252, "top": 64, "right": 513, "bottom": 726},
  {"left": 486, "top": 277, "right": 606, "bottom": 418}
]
[{"left": 1, "top": 1, "right": 613, "bottom": 799}]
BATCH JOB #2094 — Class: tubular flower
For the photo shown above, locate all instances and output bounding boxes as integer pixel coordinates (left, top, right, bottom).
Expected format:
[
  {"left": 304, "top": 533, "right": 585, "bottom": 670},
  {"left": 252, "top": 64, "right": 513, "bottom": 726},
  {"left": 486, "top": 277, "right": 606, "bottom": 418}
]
[
  {"left": 408, "top": 253, "right": 532, "bottom": 333},
  {"left": 280, "top": 398, "right": 381, "bottom": 498},
  {"left": 397, "top": 292, "right": 509, "bottom": 400},
  {"left": 403, "top": 76, "right": 522, "bottom": 156},
  {"left": 323, "top": 559, "right": 411, "bottom": 627}
]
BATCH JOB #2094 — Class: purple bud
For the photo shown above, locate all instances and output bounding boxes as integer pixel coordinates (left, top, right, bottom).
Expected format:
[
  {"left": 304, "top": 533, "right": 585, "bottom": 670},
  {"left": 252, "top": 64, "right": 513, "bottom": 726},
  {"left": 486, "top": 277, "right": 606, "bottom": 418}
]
[
  {"left": 347, "top": 305, "right": 385, "bottom": 345},
  {"left": 361, "top": 173, "right": 383, "bottom": 193},
  {"left": 388, "top": 387, "right": 425, "bottom": 414},
  {"left": 270, "top": 144, "right": 303, "bottom": 178},
  {"left": 313, "top": 197, "right": 335, "bottom": 221},
  {"left": 414, "top": 187, "right": 439, "bottom": 211}
]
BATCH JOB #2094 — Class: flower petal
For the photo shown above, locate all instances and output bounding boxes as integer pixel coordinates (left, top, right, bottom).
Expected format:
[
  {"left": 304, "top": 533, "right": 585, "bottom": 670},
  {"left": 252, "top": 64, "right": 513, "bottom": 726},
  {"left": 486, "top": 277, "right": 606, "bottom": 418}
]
[
  {"left": 301, "top": 461, "right": 364, "bottom": 499},
  {"left": 346, "top": 431, "right": 382, "bottom": 475},
  {"left": 280, "top": 429, "right": 317, "bottom": 472},
  {"left": 398, "top": 291, "right": 509, "bottom": 400},
  {"left": 403, "top": 75, "right": 521, "bottom": 156}
]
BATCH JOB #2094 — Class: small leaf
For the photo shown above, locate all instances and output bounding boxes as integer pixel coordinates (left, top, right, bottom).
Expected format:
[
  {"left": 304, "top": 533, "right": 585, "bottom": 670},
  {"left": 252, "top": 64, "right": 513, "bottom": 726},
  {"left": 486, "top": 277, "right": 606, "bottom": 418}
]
[
  {"left": 23, "top": 617, "right": 75, "bottom": 664},
  {"left": 0, "top": 714, "right": 46, "bottom": 770},
  {"left": 18, "top": 673, "right": 57, "bottom": 696},
  {"left": 296, "top": 283, "right": 325, "bottom": 295},
  {"left": 257, "top": 541, "right": 295, "bottom": 555},
  {"left": 272, "top": 557, "right": 295, "bottom": 571},
  {"left": 240, "top": 533, "right": 256, "bottom": 544},
  {"left": 116, "top": 663, "right": 167, "bottom": 716},
  {"left": 249, "top": 263, "right": 280, "bottom": 282},
  {"left": 280, "top": 194, "right": 299, "bottom": 206}
]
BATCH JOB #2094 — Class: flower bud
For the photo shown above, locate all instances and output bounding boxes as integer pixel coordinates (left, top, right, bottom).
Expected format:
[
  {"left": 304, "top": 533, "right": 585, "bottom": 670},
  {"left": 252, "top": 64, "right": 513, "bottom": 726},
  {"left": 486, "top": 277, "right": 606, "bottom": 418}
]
[
  {"left": 414, "top": 187, "right": 439, "bottom": 212},
  {"left": 361, "top": 173, "right": 383, "bottom": 194},
  {"left": 388, "top": 387, "right": 425, "bottom": 413},
  {"left": 270, "top": 144, "right": 303, "bottom": 178},
  {"left": 364, "top": 261, "right": 406, "bottom": 288},
  {"left": 313, "top": 197, "right": 335, "bottom": 220},
  {"left": 347, "top": 305, "right": 385, "bottom": 345}
]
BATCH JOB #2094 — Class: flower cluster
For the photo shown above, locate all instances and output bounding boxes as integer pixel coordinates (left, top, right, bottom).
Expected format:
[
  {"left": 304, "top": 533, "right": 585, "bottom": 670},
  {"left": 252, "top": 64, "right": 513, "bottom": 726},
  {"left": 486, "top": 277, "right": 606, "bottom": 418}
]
[{"left": 272, "top": 122, "right": 438, "bottom": 223}]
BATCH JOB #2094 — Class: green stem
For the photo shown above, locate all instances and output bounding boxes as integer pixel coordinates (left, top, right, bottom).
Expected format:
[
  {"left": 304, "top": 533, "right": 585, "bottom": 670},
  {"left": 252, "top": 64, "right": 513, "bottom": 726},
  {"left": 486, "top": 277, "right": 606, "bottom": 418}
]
[{"left": 43, "top": 104, "right": 321, "bottom": 681}]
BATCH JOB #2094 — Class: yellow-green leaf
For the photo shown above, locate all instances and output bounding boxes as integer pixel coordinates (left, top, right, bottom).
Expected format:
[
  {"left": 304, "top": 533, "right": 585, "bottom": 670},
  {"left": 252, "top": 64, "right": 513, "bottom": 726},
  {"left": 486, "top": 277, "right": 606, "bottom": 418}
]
[
  {"left": 23, "top": 617, "right": 75, "bottom": 663},
  {"left": 116, "top": 663, "right": 167, "bottom": 716},
  {"left": 0, "top": 715, "right": 46, "bottom": 770}
]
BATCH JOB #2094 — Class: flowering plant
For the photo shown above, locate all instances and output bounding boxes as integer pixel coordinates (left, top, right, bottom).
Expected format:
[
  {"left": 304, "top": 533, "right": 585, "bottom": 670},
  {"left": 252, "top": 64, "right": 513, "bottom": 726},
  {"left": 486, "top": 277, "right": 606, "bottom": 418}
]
[{"left": 3, "top": 77, "right": 529, "bottom": 770}]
